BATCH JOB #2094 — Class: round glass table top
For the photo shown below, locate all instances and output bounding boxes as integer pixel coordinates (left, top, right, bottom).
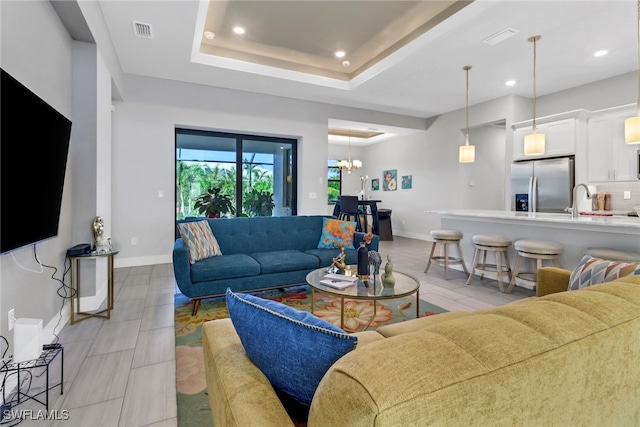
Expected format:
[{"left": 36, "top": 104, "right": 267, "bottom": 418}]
[{"left": 306, "top": 265, "right": 419, "bottom": 300}]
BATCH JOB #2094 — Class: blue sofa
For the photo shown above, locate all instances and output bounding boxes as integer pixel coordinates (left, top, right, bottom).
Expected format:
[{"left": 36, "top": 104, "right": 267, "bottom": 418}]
[{"left": 173, "top": 215, "right": 379, "bottom": 315}]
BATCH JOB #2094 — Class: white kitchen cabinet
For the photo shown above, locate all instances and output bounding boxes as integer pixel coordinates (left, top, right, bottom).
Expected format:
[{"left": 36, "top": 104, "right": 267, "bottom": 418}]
[
  {"left": 587, "top": 108, "right": 639, "bottom": 182},
  {"left": 513, "top": 118, "right": 577, "bottom": 161}
]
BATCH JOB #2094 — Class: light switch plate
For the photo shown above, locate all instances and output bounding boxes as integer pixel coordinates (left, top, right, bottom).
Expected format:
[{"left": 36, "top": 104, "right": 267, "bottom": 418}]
[{"left": 624, "top": 191, "right": 631, "bottom": 199}]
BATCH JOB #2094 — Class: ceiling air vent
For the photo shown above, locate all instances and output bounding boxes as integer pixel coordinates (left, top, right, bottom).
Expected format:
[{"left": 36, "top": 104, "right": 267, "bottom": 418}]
[
  {"left": 482, "top": 28, "right": 518, "bottom": 46},
  {"left": 132, "top": 21, "right": 153, "bottom": 39}
]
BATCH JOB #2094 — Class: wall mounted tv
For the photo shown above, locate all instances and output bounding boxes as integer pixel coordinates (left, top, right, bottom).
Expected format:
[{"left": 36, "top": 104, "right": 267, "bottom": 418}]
[{"left": 1, "top": 68, "right": 72, "bottom": 254}]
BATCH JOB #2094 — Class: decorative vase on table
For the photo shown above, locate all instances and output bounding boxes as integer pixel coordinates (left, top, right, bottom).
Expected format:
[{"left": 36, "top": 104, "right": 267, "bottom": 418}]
[
  {"left": 357, "top": 241, "right": 369, "bottom": 278},
  {"left": 381, "top": 255, "right": 396, "bottom": 288}
]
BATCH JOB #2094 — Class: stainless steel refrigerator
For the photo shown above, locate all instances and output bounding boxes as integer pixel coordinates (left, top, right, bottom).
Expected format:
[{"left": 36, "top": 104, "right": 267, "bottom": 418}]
[{"left": 511, "top": 157, "right": 575, "bottom": 213}]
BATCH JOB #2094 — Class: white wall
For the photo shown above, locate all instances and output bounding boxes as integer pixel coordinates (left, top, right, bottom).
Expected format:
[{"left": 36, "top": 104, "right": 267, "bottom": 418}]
[
  {"left": 0, "top": 0, "right": 74, "bottom": 346},
  {"left": 111, "top": 75, "right": 425, "bottom": 266},
  {"left": 111, "top": 71, "right": 640, "bottom": 267},
  {"left": 0, "top": 1, "right": 114, "bottom": 346},
  {"left": 364, "top": 95, "right": 522, "bottom": 240}
]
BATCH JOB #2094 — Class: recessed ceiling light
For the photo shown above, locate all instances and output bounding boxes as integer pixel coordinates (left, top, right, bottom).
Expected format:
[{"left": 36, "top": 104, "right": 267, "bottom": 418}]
[
  {"left": 505, "top": 80, "right": 516, "bottom": 87},
  {"left": 594, "top": 50, "right": 608, "bottom": 57},
  {"left": 233, "top": 26, "right": 245, "bottom": 35},
  {"left": 204, "top": 31, "right": 215, "bottom": 40},
  {"left": 335, "top": 50, "right": 346, "bottom": 58},
  {"left": 342, "top": 60, "right": 350, "bottom": 67}
]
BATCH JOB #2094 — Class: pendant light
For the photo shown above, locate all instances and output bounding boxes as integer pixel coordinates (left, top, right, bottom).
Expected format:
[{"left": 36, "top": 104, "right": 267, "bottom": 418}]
[
  {"left": 524, "top": 35, "right": 545, "bottom": 156},
  {"left": 459, "top": 65, "right": 475, "bottom": 163},
  {"left": 625, "top": 0, "right": 640, "bottom": 144},
  {"left": 337, "top": 130, "right": 362, "bottom": 174}
]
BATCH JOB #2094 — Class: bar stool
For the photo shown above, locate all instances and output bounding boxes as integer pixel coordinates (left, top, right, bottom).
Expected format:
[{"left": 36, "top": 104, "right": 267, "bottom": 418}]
[
  {"left": 507, "top": 239, "right": 563, "bottom": 293},
  {"left": 465, "top": 234, "right": 513, "bottom": 293},
  {"left": 425, "top": 230, "right": 469, "bottom": 279},
  {"left": 377, "top": 209, "right": 393, "bottom": 241}
]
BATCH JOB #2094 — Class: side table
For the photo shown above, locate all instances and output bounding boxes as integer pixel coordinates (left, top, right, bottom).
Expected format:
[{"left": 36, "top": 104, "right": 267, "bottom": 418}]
[
  {"left": 67, "top": 250, "right": 119, "bottom": 325},
  {"left": 0, "top": 346, "right": 63, "bottom": 411}
]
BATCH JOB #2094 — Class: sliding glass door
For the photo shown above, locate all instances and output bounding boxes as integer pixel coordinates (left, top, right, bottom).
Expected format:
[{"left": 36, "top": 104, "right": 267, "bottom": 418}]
[{"left": 175, "top": 128, "right": 297, "bottom": 219}]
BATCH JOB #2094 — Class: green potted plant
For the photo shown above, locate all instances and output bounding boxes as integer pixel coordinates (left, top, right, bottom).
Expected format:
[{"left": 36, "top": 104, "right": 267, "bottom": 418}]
[
  {"left": 193, "top": 186, "right": 236, "bottom": 218},
  {"left": 244, "top": 189, "right": 275, "bottom": 217}
]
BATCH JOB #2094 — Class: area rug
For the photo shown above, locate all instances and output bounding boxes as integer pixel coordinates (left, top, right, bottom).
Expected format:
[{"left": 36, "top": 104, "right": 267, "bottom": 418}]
[{"left": 174, "top": 285, "right": 447, "bottom": 427}]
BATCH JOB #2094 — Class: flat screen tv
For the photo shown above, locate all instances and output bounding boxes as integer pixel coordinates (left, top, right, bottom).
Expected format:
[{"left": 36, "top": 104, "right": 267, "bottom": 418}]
[{"left": 1, "top": 68, "right": 72, "bottom": 254}]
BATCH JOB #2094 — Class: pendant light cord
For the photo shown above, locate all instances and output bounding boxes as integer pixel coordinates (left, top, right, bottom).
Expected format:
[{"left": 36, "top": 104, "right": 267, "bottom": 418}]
[
  {"left": 637, "top": 0, "right": 640, "bottom": 114},
  {"left": 530, "top": 36, "right": 540, "bottom": 133},
  {"left": 464, "top": 65, "right": 471, "bottom": 144}
]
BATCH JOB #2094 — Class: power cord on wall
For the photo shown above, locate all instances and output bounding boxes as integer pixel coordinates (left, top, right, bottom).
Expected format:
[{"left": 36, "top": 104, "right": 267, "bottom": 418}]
[
  {"left": 0, "top": 336, "right": 22, "bottom": 426},
  {"left": 31, "top": 246, "right": 73, "bottom": 345},
  {"left": 8, "top": 251, "right": 42, "bottom": 274}
]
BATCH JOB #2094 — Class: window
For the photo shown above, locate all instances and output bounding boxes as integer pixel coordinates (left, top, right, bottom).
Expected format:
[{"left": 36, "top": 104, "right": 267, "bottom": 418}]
[
  {"left": 328, "top": 159, "right": 341, "bottom": 204},
  {"left": 176, "top": 129, "right": 297, "bottom": 219}
]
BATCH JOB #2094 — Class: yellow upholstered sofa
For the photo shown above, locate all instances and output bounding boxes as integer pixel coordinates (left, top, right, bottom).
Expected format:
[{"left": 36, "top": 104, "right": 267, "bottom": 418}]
[
  {"left": 202, "top": 275, "right": 640, "bottom": 426},
  {"left": 537, "top": 247, "right": 640, "bottom": 297}
]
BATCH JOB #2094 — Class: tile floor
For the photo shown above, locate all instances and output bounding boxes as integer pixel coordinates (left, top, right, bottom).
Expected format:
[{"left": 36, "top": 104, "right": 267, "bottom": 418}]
[{"left": 9, "top": 236, "right": 534, "bottom": 426}]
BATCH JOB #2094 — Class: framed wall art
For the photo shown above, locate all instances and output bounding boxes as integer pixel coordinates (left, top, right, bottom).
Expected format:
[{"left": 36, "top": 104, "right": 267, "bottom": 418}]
[
  {"left": 382, "top": 169, "right": 397, "bottom": 191},
  {"left": 401, "top": 175, "right": 412, "bottom": 189},
  {"left": 371, "top": 178, "right": 380, "bottom": 191}
]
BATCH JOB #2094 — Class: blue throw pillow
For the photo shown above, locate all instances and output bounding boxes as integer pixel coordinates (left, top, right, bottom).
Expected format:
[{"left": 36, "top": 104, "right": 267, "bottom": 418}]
[
  {"left": 225, "top": 288, "right": 357, "bottom": 407},
  {"left": 317, "top": 218, "right": 356, "bottom": 249}
]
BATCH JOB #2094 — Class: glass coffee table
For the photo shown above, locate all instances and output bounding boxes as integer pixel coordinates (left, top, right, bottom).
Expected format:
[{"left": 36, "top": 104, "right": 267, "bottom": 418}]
[{"left": 306, "top": 265, "right": 420, "bottom": 330}]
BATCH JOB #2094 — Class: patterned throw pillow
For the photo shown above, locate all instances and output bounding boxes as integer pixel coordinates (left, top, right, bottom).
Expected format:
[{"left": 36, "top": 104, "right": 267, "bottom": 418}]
[
  {"left": 568, "top": 255, "right": 640, "bottom": 291},
  {"left": 177, "top": 220, "right": 221, "bottom": 264},
  {"left": 317, "top": 218, "right": 356, "bottom": 249},
  {"left": 226, "top": 288, "right": 357, "bottom": 407}
]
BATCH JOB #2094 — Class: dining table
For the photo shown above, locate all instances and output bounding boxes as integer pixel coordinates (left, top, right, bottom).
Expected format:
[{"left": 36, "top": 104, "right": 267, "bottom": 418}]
[{"left": 332, "top": 198, "right": 382, "bottom": 235}]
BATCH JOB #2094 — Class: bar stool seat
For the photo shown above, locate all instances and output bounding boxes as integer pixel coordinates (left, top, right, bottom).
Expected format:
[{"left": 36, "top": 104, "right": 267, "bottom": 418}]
[
  {"left": 465, "top": 234, "right": 512, "bottom": 292},
  {"left": 507, "top": 239, "right": 563, "bottom": 293},
  {"left": 425, "top": 230, "right": 469, "bottom": 279}
]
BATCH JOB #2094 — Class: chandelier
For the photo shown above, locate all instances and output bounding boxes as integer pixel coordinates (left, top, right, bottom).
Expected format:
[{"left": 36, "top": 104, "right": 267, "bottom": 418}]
[{"left": 337, "top": 130, "right": 362, "bottom": 173}]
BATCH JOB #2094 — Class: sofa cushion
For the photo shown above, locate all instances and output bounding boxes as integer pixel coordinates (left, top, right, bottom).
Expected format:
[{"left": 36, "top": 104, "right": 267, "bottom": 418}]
[
  {"left": 250, "top": 250, "right": 319, "bottom": 274},
  {"left": 177, "top": 220, "right": 222, "bottom": 264},
  {"left": 191, "top": 254, "right": 260, "bottom": 282},
  {"left": 317, "top": 218, "right": 356, "bottom": 249},
  {"left": 568, "top": 255, "right": 640, "bottom": 291},
  {"left": 225, "top": 288, "right": 357, "bottom": 407},
  {"left": 305, "top": 248, "right": 344, "bottom": 267}
]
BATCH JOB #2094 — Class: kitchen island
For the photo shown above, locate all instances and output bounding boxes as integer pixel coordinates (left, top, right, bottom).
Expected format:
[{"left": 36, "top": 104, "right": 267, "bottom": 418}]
[{"left": 427, "top": 209, "right": 640, "bottom": 287}]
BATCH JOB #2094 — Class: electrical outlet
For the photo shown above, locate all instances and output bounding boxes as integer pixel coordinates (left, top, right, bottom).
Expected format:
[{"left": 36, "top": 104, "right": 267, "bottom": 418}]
[
  {"left": 7, "top": 309, "right": 15, "bottom": 331},
  {"left": 624, "top": 191, "right": 631, "bottom": 200},
  {"left": 131, "top": 237, "right": 138, "bottom": 246}
]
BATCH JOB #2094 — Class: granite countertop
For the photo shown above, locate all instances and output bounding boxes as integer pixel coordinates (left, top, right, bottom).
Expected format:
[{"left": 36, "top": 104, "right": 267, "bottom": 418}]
[{"left": 426, "top": 209, "right": 640, "bottom": 229}]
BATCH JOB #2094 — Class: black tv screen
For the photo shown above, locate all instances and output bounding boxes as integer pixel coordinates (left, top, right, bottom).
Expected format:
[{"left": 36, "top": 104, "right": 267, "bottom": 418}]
[{"left": 1, "top": 68, "right": 72, "bottom": 254}]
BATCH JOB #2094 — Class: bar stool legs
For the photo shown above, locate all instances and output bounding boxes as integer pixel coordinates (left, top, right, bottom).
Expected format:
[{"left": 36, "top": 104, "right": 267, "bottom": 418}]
[
  {"left": 425, "top": 230, "right": 469, "bottom": 280},
  {"left": 465, "top": 235, "right": 513, "bottom": 293},
  {"left": 506, "top": 239, "right": 563, "bottom": 293}
]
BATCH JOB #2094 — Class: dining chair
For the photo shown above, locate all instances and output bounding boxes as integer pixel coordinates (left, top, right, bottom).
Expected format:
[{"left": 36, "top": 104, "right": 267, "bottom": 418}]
[{"left": 338, "top": 195, "right": 364, "bottom": 232}]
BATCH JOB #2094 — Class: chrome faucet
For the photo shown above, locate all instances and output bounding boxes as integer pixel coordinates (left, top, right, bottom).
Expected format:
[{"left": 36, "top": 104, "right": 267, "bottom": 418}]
[{"left": 566, "top": 183, "right": 592, "bottom": 218}]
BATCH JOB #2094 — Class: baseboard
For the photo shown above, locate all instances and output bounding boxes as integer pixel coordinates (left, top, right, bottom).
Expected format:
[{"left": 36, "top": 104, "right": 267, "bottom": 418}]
[
  {"left": 392, "top": 231, "right": 430, "bottom": 241},
  {"left": 114, "top": 254, "right": 171, "bottom": 268}
]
